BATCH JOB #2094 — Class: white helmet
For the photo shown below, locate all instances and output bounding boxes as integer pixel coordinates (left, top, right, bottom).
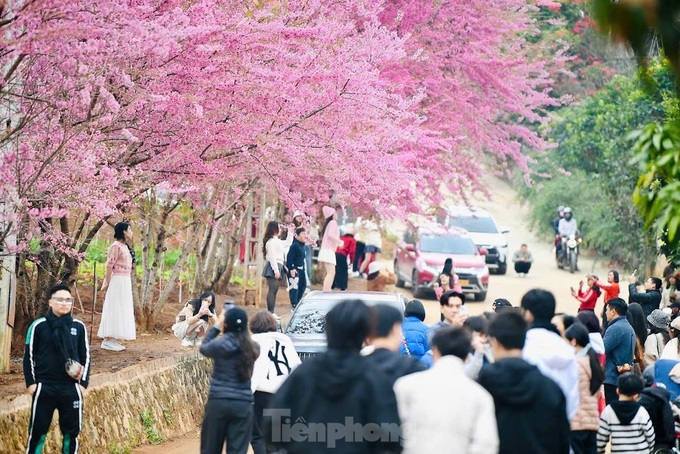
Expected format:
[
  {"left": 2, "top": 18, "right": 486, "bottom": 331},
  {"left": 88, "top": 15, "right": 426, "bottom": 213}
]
[{"left": 563, "top": 207, "right": 572, "bottom": 214}]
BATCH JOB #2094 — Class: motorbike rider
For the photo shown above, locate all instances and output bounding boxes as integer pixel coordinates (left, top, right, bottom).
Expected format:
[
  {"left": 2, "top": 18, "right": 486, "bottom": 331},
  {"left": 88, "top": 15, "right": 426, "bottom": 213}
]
[
  {"left": 556, "top": 207, "right": 579, "bottom": 266},
  {"left": 558, "top": 207, "right": 578, "bottom": 237}
]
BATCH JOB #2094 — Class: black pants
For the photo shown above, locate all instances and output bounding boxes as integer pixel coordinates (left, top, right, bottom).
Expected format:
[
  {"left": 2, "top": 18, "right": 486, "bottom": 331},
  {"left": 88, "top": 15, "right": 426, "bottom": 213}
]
[
  {"left": 265, "top": 277, "right": 280, "bottom": 313},
  {"left": 287, "top": 268, "right": 307, "bottom": 308},
  {"left": 332, "top": 253, "right": 349, "bottom": 290},
  {"left": 251, "top": 391, "right": 274, "bottom": 454},
  {"left": 604, "top": 383, "right": 619, "bottom": 405},
  {"left": 569, "top": 430, "right": 597, "bottom": 454},
  {"left": 353, "top": 241, "right": 366, "bottom": 272},
  {"left": 514, "top": 262, "right": 531, "bottom": 274},
  {"left": 201, "top": 398, "right": 253, "bottom": 454},
  {"left": 27, "top": 382, "right": 83, "bottom": 454}
]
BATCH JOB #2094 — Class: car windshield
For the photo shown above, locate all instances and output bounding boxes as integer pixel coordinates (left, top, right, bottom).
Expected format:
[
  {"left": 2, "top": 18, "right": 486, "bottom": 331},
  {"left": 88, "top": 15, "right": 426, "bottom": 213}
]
[
  {"left": 286, "top": 297, "right": 403, "bottom": 334},
  {"left": 420, "top": 234, "right": 477, "bottom": 254},
  {"left": 449, "top": 216, "right": 499, "bottom": 234}
]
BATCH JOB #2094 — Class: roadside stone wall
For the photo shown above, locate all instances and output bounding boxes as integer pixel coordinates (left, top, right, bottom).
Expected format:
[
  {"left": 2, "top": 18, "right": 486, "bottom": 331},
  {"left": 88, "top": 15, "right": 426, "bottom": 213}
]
[{"left": 0, "top": 350, "right": 211, "bottom": 453}]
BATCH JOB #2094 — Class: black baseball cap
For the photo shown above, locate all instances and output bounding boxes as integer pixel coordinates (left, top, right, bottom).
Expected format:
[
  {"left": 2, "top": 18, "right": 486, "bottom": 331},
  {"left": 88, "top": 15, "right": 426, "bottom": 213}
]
[{"left": 492, "top": 298, "right": 512, "bottom": 310}]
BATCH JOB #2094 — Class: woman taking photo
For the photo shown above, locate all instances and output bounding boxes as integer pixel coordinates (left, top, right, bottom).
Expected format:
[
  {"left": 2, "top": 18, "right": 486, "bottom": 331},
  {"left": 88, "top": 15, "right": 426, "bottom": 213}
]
[
  {"left": 262, "top": 221, "right": 285, "bottom": 314},
  {"left": 98, "top": 221, "right": 136, "bottom": 352},
  {"left": 571, "top": 275, "right": 601, "bottom": 312},
  {"left": 318, "top": 206, "right": 343, "bottom": 291},
  {"left": 174, "top": 291, "right": 218, "bottom": 347},
  {"left": 199, "top": 305, "right": 260, "bottom": 454}
]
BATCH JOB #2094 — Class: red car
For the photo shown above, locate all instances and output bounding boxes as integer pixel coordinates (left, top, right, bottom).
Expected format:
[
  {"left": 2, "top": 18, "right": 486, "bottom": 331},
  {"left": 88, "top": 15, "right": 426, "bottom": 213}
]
[{"left": 394, "top": 223, "right": 490, "bottom": 301}]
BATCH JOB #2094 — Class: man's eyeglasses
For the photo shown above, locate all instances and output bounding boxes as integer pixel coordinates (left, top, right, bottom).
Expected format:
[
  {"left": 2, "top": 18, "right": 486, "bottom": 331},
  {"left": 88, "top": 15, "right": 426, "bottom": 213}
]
[{"left": 52, "top": 297, "right": 74, "bottom": 305}]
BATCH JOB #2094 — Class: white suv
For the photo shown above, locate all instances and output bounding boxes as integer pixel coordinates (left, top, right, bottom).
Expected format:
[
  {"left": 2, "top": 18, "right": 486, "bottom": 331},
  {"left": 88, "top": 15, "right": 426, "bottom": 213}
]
[{"left": 444, "top": 206, "right": 510, "bottom": 275}]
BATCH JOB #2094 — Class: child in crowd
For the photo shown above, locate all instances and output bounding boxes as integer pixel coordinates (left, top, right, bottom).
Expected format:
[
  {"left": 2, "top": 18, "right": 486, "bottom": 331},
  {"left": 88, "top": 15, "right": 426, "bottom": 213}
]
[
  {"left": 597, "top": 373, "right": 655, "bottom": 454},
  {"left": 400, "top": 300, "right": 429, "bottom": 360}
]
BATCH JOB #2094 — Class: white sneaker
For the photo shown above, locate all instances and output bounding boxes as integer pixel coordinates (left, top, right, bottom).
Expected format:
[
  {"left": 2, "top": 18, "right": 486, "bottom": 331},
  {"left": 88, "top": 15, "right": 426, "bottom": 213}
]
[
  {"left": 181, "top": 337, "right": 194, "bottom": 347},
  {"left": 101, "top": 340, "right": 125, "bottom": 352}
]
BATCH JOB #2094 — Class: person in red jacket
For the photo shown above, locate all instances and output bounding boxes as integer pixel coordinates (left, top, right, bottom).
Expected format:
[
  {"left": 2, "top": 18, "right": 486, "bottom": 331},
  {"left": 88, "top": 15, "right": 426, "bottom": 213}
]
[
  {"left": 332, "top": 225, "right": 357, "bottom": 291},
  {"left": 572, "top": 275, "right": 601, "bottom": 312},
  {"left": 595, "top": 270, "right": 620, "bottom": 330}
]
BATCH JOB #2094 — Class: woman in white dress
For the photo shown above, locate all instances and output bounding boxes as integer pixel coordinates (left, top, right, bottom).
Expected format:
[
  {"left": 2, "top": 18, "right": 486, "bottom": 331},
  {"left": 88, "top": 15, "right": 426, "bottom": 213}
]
[{"left": 98, "top": 222, "right": 136, "bottom": 351}]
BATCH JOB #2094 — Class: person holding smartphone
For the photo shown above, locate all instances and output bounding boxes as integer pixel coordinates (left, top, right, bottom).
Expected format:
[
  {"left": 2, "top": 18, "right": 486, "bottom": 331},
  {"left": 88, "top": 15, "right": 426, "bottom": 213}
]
[
  {"left": 628, "top": 269, "right": 663, "bottom": 320},
  {"left": 176, "top": 291, "right": 219, "bottom": 347},
  {"left": 199, "top": 305, "right": 260, "bottom": 454}
]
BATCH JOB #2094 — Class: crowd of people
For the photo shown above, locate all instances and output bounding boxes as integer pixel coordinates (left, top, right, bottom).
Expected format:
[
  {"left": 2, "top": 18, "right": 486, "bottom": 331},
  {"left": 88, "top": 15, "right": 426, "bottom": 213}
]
[{"left": 22, "top": 215, "right": 680, "bottom": 454}]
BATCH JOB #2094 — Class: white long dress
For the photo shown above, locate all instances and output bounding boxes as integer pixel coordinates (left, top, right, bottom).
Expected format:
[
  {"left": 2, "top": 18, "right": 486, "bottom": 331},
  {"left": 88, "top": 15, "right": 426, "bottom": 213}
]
[{"left": 98, "top": 241, "right": 136, "bottom": 340}]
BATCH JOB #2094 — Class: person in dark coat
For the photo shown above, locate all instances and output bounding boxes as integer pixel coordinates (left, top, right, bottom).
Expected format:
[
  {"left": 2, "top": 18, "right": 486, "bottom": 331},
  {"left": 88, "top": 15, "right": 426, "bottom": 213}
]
[
  {"left": 286, "top": 227, "right": 308, "bottom": 308},
  {"left": 266, "top": 300, "right": 402, "bottom": 454},
  {"left": 628, "top": 271, "right": 663, "bottom": 320},
  {"left": 639, "top": 386, "right": 675, "bottom": 451},
  {"left": 199, "top": 306, "right": 260, "bottom": 454},
  {"left": 365, "top": 304, "right": 426, "bottom": 384},
  {"left": 478, "top": 310, "right": 570, "bottom": 454}
]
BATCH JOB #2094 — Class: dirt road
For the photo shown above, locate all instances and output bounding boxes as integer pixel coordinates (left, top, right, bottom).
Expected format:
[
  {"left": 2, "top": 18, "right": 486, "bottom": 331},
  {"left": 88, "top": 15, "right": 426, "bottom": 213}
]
[{"left": 133, "top": 176, "right": 628, "bottom": 453}]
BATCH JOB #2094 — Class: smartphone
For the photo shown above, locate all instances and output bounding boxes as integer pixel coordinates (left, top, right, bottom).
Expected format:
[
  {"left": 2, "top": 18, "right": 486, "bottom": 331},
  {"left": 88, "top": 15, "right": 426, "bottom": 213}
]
[
  {"left": 459, "top": 305, "right": 468, "bottom": 316},
  {"left": 224, "top": 301, "right": 236, "bottom": 313},
  {"left": 570, "top": 286, "right": 575, "bottom": 293}
]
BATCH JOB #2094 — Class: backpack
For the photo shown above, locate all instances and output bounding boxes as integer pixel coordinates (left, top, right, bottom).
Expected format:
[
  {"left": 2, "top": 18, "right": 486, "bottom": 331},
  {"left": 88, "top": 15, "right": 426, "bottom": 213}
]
[{"left": 639, "top": 387, "right": 675, "bottom": 449}]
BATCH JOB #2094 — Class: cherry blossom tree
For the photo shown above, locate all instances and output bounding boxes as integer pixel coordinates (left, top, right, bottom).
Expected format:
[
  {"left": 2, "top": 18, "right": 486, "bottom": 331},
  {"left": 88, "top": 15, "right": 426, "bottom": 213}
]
[{"left": 0, "top": 0, "right": 558, "bottom": 337}]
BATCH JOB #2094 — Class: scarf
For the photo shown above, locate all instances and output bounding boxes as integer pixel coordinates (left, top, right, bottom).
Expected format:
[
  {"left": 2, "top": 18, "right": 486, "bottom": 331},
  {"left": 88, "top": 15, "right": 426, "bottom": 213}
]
[{"left": 45, "top": 309, "right": 76, "bottom": 362}]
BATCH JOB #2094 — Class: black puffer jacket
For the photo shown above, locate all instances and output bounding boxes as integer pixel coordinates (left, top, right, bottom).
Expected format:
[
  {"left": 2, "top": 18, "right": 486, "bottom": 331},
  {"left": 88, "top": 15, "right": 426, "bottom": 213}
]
[
  {"left": 364, "top": 348, "right": 426, "bottom": 385},
  {"left": 478, "top": 357, "right": 570, "bottom": 454},
  {"left": 267, "top": 349, "right": 402, "bottom": 453},
  {"left": 639, "top": 387, "right": 675, "bottom": 448},
  {"left": 199, "top": 327, "right": 253, "bottom": 401}
]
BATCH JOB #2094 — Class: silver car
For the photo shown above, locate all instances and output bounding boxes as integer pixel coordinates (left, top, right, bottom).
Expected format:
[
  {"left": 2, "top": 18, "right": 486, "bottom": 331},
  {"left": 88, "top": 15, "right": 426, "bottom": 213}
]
[{"left": 285, "top": 291, "right": 409, "bottom": 362}]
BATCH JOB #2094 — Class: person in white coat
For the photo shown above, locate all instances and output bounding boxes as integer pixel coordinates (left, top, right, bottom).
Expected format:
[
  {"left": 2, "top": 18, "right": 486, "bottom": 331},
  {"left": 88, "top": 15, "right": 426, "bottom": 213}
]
[
  {"left": 521, "top": 289, "right": 580, "bottom": 421},
  {"left": 249, "top": 310, "right": 301, "bottom": 454},
  {"left": 394, "top": 326, "right": 499, "bottom": 454}
]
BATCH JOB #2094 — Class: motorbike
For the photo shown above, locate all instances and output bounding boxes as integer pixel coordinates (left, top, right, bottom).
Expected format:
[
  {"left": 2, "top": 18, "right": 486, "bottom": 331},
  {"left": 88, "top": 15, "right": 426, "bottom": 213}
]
[{"left": 556, "top": 233, "right": 582, "bottom": 273}]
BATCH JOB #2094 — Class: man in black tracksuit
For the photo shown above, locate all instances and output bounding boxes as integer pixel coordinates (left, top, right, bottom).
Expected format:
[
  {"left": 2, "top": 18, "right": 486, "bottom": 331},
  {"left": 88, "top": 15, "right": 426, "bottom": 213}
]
[
  {"left": 24, "top": 283, "right": 91, "bottom": 454},
  {"left": 286, "top": 227, "right": 308, "bottom": 308}
]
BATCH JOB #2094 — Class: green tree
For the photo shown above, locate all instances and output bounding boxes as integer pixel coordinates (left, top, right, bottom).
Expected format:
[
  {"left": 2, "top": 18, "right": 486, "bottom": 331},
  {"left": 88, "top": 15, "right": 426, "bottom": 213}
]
[
  {"left": 521, "top": 63, "right": 675, "bottom": 272},
  {"left": 592, "top": 0, "right": 680, "bottom": 266}
]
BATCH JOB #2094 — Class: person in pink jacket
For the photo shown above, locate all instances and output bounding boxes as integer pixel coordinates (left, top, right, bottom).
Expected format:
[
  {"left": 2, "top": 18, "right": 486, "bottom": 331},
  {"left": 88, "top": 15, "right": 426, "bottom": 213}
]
[
  {"left": 318, "top": 206, "right": 343, "bottom": 291},
  {"left": 434, "top": 273, "right": 462, "bottom": 301}
]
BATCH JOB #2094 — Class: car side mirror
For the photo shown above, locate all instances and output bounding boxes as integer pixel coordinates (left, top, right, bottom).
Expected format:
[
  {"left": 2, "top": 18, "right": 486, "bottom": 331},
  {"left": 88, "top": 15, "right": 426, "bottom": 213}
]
[
  {"left": 479, "top": 247, "right": 488, "bottom": 256},
  {"left": 501, "top": 226, "right": 510, "bottom": 234}
]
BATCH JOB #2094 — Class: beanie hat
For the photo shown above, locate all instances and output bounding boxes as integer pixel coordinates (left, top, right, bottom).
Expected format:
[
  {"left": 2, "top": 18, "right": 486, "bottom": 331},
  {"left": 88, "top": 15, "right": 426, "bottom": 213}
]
[
  {"left": 322, "top": 206, "right": 335, "bottom": 219},
  {"left": 225, "top": 307, "right": 248, "bottom": 332},
  {"left": 647, "top": 309, "right": 670, "bottom": 330}
]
